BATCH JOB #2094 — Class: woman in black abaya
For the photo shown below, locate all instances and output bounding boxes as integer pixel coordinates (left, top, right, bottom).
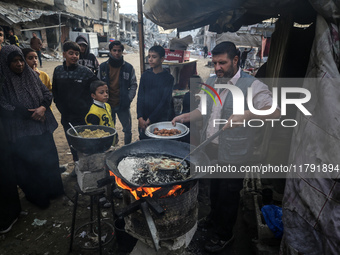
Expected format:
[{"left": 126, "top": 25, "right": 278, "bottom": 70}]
[
  {"left": 0, "top": 27, "right": 21, "bottom": 234},
  {"left": 0, "top": 45, "right": 64, "bottom": 209}
]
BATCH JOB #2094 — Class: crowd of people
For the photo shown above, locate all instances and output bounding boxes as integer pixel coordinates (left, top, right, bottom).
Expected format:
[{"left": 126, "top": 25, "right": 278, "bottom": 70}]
[{"left": 0, "top": 26, "right": 282, "bottom": 253}]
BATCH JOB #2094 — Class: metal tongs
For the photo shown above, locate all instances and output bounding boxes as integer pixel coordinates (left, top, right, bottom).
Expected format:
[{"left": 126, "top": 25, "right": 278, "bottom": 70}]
[{"left": 176, "top": 128, "right": 225, "bottom": 169}]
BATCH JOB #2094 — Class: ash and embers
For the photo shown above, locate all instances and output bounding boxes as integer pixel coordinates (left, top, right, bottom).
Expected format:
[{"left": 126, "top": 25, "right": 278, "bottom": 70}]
[{"left": 117, "top": 155, "right": 190, "bottom": 186}]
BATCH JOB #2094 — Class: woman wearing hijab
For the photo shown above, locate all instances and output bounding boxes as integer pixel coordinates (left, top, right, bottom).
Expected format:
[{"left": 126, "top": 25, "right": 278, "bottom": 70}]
[
  {"left": 0, "top": 45, "right": 64, "bottom": 209},
  {"left": 0, "top": 28, "right": 21, "bottom": 234}
]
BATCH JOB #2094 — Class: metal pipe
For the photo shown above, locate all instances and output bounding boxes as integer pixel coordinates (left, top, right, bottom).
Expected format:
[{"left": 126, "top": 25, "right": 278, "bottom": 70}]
[
  {"left": 137, "top": 0, "right": 145, "bottom": 74},
  {"left": 20, "top": 25, "right": 66, "bottom": 31},
  {"left": 140, "top": 202, "right": 160, "bottom": 251},
  {"left": 69, "top": 190, "right": 79, "bottom": 252},
  {"left": 97, "top": 195, "right": 103, "bottom": 255},
  {"left": 107, "top": 0, "right": 111, "bottom": 42}
]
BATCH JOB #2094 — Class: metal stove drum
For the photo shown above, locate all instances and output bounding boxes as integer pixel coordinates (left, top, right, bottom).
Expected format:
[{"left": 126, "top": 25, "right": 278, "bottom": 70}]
[{"left": 106, "top": 139, "right": 210, "bottom": 252}]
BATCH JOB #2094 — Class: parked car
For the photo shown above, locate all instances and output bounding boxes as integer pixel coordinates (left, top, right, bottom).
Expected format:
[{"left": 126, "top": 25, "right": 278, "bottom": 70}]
[{"left": 98, "top": 42, "right": 110, "bottom": 57}]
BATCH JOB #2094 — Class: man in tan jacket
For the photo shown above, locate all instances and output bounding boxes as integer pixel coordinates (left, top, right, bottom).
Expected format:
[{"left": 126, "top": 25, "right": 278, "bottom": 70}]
[{"left": 30, "top": 32, "right": 43, "bottom": 67}]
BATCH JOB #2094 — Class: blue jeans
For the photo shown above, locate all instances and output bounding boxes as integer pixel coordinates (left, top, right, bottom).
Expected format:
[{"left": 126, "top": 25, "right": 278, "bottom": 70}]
[
  {"left": 111, "top": 106, "right": 132, "bottom": 144},
  {"left": 36, "top": 50, "right": 42, "bottom": 67}
]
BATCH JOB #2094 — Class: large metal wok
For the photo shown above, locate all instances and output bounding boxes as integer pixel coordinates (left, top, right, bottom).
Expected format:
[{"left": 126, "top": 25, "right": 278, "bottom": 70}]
[{"left": 106, "top": 140, "right": 210, "bottom": 187}]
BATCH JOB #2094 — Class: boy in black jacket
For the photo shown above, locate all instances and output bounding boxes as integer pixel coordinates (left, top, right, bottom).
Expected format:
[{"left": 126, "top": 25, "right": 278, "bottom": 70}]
[
  {"left": 137, "top": 45, "right": 174, "bottom": 140},
  {"left": 52, "top": 41, "right": 98, "bottom": 174}
]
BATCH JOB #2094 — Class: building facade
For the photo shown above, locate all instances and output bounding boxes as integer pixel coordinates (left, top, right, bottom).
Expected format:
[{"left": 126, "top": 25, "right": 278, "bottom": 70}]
[{"left": 0, "top": 0, "right": 121, "bottom": 53}]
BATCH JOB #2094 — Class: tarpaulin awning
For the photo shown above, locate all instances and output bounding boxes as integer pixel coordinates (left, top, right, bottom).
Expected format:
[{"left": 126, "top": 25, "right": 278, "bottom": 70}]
[
  {"left": 143, "top": 0, "right": 316, "bottom": 33},
  {"left": 216, "top": 32, "right": 262, "bottom": 47}
]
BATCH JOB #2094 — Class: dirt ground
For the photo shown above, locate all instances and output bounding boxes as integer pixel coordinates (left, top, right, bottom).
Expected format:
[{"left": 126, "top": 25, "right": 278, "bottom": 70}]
[{"left": 0, "top": 52, "right": 237, "bottom": 255}]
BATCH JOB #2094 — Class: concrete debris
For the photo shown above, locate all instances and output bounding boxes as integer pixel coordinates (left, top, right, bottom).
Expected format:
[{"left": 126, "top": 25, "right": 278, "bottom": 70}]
[
  {"left": 32, "top": 219, "right": 47, "bottom": 226},
  {"left": 79, "top": 231, "right": 86, "bottom": 238},
  {"left": 42, "top": 53, "right": 54, "bottom": 59},
  {"left": 0, "top": 2, "right": 55, "bottom": 25}
]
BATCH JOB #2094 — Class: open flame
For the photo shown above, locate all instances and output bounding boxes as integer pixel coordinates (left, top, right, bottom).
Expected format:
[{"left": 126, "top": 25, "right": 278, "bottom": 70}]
[
  {"left": 109, "top": 170, "right": 182, "bottom": 200},
  {"left": 160, "top": 185, "right": 183, "bottom": 198}
]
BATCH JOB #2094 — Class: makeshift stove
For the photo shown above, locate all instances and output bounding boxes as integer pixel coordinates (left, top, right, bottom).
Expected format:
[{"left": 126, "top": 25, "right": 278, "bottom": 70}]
[
  {"left": 112, "top": 173, "right": 198, "bottom": 252},
  {"left": 105, "top": 139, "right": 210, "bottom": 252},
  {"left": 66, "top": 125, "right": 117, "bottom": 254},
  {"left": 66, "top": 124, "right": 116, "bottom": 193},
  {"left": 75, "top": 152, "right": 108, "bottom": 193},
  {"left": 68, "top": 152, "right": 115, "bottom": 254},
  {"left": 118, "top": 168, "right": 198, "bottom": 245}
]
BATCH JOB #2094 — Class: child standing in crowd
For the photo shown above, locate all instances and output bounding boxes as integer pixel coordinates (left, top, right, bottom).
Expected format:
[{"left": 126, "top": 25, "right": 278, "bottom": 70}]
[
  {"left": 76, "top": 35, "right": 99, "bottom": 75},
  {"left": 137, "top": 45, "right": 174, "bottom": 140},
  {"left": 85, "top": 80, "right": 119, "bottom": 205},
  {"left": 52, "top": 41, "right": 98, "bottom": 176},
  {"left": 22, "top": 48, "right": 52, "bottom": 91},
  {"left": 23, "top": 47, "right": 68, "bottom": 173},
  {"left": 85, "top": 80, "right": 114, "bottom": 126},
  {"left": 85, "top": 80, "right": 116, "bottom": 142}
]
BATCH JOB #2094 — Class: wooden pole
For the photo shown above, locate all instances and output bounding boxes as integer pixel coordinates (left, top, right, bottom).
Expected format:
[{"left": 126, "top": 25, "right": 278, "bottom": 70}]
[
  {"left": 137, "top": 0, "right": 145, "bottom": 74},
  {"left": 59, "top": 12, "right": 62, "bottom": 51}
]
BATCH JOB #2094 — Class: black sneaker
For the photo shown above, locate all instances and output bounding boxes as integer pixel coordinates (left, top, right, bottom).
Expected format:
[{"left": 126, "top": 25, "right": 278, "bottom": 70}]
[
  {"left": 204, "top": 234, "right": 234, "bottom": 253},
  {"left": 0, "top": 218, "right": 18, "bottom": 234}
]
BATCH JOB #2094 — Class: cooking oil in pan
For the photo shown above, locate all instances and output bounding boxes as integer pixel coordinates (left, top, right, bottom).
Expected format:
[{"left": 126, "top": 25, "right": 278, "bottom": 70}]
[{"left": 117, "top": 155, "right": 190, "bottom": 186}]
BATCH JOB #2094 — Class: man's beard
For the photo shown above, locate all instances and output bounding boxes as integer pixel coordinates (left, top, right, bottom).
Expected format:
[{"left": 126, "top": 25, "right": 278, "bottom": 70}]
[
  {"left": 223, "top": 66, "right": 235, "bottom": 78},
  {"left": 215, "top": 66, "right": 235, "bottom": 83}
]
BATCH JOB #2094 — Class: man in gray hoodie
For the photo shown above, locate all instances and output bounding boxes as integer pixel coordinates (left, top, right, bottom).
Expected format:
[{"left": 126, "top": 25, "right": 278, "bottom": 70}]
[{"left": 76, "top": 35, "right": 99, "bottom": 75}]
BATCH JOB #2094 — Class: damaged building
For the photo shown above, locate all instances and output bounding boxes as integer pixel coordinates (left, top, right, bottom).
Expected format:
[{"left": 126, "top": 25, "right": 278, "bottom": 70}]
[{"left": 0, "top": 0, "right": 120, "bottom": 53}]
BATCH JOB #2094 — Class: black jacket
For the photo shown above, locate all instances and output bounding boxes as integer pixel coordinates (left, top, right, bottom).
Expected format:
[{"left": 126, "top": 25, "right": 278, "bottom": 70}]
[
  {"left": 52, "top": 62, "right": 98, "bottom": 125},
  {"left": 137, "top": 68, "right": 174, "bottom": 123},
  {"left": 98, "top": 59, "right": 137, "bottom": 110}
]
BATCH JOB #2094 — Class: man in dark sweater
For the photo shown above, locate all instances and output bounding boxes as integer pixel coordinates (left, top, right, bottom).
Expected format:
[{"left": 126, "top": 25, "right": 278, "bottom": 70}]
[
  {"left": 137, "top": 45, "right": 174, "bottom": 140},
  {"left": 30, "top": 32, "right": 43, "bottom": 67},
  {"left": 52, "top": 41, "right": 98, "bottom": 173},
  {"left": 240, "top": 47, "right": 253, "bottom": 69},
  {"left": 98, "top": 41, "right": 137, "bottom": 144}
]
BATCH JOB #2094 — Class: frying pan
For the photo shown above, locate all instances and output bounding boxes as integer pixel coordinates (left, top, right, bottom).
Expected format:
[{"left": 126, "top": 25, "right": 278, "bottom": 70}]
[{"left": 106, "top": 139, "right": 211, "bottom": 187}]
